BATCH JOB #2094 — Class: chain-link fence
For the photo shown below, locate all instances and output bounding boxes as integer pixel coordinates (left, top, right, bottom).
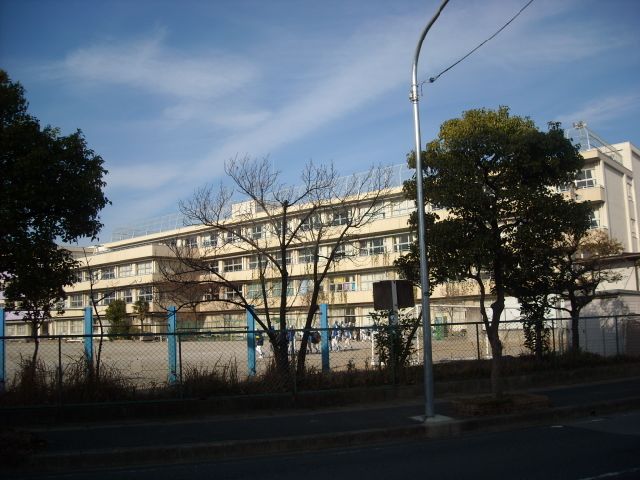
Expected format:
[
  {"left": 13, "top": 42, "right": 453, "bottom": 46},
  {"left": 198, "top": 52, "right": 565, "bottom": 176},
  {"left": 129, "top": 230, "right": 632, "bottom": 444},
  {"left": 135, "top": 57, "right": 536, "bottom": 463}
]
[{"left": 2, "top": 309, "right": 640, "bottom": 404}]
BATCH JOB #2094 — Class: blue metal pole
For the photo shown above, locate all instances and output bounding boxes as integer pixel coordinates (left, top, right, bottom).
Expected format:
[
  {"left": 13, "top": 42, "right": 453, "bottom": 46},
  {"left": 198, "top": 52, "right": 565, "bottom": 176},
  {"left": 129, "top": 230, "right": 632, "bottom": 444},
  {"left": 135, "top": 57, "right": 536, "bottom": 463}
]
[
  {"left": 246, "top": 306, "right": 256, "bottom": 376},
  {"left": 0, "top": 308, "right": 5, "bottom": 393},
  {"left": 320, "top": 304, "right": 329, "bottom": 372},
  {"left": 167, "top": 306, "right": 178, "bottom": 384},
  {"left": 83, "top": 307, "right": 93, "bottom": 371}
]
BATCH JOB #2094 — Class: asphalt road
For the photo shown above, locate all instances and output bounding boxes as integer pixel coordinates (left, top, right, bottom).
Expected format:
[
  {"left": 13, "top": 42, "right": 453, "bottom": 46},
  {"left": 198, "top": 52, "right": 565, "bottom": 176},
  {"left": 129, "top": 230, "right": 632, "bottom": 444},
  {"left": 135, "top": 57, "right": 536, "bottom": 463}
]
[{"left": 11, "top": 410, "right": 640, "bottom": 480}]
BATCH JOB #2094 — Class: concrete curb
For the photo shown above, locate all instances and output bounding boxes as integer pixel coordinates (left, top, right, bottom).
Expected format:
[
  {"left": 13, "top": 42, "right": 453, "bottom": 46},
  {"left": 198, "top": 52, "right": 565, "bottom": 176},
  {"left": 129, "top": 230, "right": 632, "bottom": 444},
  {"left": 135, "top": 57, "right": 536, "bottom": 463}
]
[{"left": 13, "top": 396, "right": 640, "bottom": 475}]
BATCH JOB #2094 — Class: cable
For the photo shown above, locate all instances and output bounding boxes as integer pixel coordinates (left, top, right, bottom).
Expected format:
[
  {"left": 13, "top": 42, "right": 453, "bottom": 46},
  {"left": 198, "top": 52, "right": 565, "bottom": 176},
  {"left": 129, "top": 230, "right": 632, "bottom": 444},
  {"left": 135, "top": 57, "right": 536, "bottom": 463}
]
[{"left": 426, "top": 0, "right": 535, "bottom": 85}]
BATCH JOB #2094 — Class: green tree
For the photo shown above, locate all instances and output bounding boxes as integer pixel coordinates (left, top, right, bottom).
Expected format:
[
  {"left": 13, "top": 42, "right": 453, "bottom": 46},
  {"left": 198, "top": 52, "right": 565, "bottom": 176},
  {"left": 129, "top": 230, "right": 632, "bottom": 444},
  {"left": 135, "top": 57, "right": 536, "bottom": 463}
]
[
  {"left": 0, "top": 70, "right": 109, "bottom": 360},
  {"left": 133, "top": 299, "right": 150, "bottom": 337},
  {"left": 105, "top": 299, "right": 131, "bottom": 337},
  {"left": 397, "top": 107, "right": 589, "bottom": 396}
]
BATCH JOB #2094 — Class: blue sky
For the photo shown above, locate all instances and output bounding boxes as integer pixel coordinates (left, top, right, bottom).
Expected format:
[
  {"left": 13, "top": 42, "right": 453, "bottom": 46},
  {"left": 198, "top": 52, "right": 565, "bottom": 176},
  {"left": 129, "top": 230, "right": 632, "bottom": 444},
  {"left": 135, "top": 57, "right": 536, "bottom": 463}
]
[{"left": 1, "top": 0, "right": 639, "bottom": 242}]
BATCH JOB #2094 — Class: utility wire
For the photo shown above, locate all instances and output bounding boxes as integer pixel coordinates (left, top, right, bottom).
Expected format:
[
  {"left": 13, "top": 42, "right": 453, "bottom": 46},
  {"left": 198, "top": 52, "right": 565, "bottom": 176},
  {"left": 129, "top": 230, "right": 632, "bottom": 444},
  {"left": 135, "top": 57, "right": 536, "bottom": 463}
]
[{"left": 426, "top": 0, "right": 535, "bottom": 85}]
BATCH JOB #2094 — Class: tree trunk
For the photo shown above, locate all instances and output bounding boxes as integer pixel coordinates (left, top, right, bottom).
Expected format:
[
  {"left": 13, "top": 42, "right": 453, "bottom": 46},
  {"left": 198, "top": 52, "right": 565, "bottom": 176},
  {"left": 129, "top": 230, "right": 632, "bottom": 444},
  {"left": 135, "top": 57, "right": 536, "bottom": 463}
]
[
  {"left": 570, "top": 309, "right": 581, "bottom": 353},
  {"left": 487, "top": 326, "right": 503, "bottom": 398},
  {"left": 534, "top": 318, "right": 543, "bottom": 361}
]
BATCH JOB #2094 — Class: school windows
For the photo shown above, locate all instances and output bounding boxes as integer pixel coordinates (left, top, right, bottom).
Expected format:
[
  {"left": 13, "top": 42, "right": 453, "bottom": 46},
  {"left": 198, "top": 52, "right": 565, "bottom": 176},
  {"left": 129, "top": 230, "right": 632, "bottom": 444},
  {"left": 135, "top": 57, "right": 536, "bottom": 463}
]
[
  {"left": 69, "top": 294, "right": 83, "bottom": 308},
  {"left": 121, "top": 289, "right": 133, "bottom": 303},
  {"left": 393, "top": 234, "right": 414, "bottom": 252},
  {"left": 250, "top": 224, "right": 264, "bottom": 240},
  {"left": 296, "top": 247, "right": 313, "bottom": 264},
  {"left": 119, "top": 264, "right": 133, "bottom": 277},
  {"left": 137, "top": 262, "right": 153, "bottom": 275},
  {"left": 329, "top": 275, "right": 356, "bottom": 293},
  {"left": 102, "top": 291, "right": 116, "bottom": 305},
  {"left": 360, "top": 238, "right": 385, "bottom": 256},
  {"left": 101, "top": 267, "right": 116, "bottom": 280},
  {"left": 223, "top": 285, "right": 242, "bottom": 301},
  {"left": 201, "top": 232, "right": 218, "bottom": 247},
  {"left": 391, "top": 199, "right": 414, "bottom": 217},
  {"left": 248, "top": 255, "right": 265, "bottom": 270},
  {"left": 224, "top": 257, "right": 244, "bottom": 272},
  {"left": 575, "top": 168, "right": 596, "bottom": 189},
  {"left": 138, "top": 286, "right": 154, "bottom": 302},
  {"left": 360, "top": 272, "right": 389, "bottom": 291},
  {"left": 332, "top": 210, "right": 351, "bottom": 226}
]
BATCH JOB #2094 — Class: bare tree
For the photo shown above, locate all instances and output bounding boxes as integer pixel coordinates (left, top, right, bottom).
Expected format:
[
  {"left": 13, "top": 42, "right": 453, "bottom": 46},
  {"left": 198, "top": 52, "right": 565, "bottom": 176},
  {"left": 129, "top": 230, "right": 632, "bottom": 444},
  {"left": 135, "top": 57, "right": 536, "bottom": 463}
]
[
  {"left": 553, "top": 229, "right": 623, "bottom": 352},
  {"left": 162, "top": 157, "right": 392, "bottom": 378}
]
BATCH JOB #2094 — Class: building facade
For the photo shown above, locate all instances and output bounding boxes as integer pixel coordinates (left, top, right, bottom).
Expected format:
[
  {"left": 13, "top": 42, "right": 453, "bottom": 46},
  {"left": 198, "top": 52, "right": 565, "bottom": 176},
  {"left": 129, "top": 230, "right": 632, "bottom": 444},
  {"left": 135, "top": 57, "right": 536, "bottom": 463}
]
[{"left": 4, "top": 139, "right": 639, "bottom": 337}]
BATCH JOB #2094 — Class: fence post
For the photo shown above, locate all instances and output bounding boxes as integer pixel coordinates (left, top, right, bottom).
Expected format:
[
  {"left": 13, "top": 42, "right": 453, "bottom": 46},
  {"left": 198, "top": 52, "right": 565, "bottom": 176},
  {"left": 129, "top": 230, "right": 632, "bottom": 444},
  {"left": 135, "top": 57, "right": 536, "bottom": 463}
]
[
  {"left": 475, "top": 323, "right": 481, "bottom": 360},
  {"left": 83, "top": 307, "right": 93, "bottom": 373},
  {"left": 615, "top": 316, "right": 620, "bottom": 356},
  {"left": 0, "top": 307, "right": 5, "bottom": 393},
  {"left": 246, "top": 306, "right": 256, "bottom": 377},
  {"left": 320, "top": 304, "right": 329, "bottom": 372},
  {"left": 167, "top": 306, "right": 178, "bottom": 384}
]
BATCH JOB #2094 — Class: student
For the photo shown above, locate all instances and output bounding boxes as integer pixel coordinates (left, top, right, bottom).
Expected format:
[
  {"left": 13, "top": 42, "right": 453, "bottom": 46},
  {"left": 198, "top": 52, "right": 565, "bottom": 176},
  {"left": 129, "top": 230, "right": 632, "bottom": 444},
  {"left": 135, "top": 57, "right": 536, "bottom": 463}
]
[
  {"left": 255, "top": 331, "right": 265, "bottom": 358},
  {"left": 331, "top": 321, "right": 341, "bottom": 351}
]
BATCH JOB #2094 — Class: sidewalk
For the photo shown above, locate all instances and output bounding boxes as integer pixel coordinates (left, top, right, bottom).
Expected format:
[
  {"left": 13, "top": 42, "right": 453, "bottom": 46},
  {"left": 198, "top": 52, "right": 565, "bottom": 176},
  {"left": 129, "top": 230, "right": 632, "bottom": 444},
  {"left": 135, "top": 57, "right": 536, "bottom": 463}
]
[{"left": 5, "top": 376, "right": 640, "bottom": 475}]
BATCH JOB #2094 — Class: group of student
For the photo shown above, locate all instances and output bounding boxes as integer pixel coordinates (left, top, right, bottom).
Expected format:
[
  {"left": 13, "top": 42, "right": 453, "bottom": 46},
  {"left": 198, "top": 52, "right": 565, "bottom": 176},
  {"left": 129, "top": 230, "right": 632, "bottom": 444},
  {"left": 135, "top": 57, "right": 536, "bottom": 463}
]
[{"left": 254, "top": 321, "right": 355, "bottom": 358}]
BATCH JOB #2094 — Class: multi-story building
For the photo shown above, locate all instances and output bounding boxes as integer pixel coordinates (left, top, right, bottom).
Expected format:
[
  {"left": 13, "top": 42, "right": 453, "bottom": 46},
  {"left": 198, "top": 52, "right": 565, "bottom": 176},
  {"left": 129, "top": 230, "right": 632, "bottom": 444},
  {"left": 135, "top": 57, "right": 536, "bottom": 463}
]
[{"left": 4, "top": 133, "right": 638, "bottom": 337}]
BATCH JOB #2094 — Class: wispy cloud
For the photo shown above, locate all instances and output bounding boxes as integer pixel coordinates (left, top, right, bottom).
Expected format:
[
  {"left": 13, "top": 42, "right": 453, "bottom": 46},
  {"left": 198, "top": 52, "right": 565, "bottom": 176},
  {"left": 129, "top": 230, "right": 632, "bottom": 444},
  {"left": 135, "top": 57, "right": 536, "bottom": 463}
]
[
  {"left": 49, "top": 28, "right": 257, "bottom": 101},
  {"left": 557, "top": 93, "right": 640, "bottom": 126}
]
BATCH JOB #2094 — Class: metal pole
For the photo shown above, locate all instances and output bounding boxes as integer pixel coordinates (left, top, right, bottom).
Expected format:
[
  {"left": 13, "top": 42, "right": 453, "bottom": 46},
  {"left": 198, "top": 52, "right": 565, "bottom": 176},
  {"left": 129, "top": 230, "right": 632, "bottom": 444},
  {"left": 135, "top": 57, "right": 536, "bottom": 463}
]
[
  {"left": 167, "top": 306, "right": 178, "bottom": 384},
  {"left": 411, "top": 0, "right": 449, "bottom": 420},
  {"left": 0, "top": 308, "right": 5, "bottom": 394}
]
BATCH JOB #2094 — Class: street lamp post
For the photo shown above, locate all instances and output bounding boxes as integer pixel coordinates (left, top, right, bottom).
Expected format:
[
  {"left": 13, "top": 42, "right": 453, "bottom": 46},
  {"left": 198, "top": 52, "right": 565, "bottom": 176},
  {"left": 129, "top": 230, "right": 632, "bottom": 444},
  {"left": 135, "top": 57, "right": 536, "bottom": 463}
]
[{"left": 410, "top": 0, "right": 449, "bottom": 420}]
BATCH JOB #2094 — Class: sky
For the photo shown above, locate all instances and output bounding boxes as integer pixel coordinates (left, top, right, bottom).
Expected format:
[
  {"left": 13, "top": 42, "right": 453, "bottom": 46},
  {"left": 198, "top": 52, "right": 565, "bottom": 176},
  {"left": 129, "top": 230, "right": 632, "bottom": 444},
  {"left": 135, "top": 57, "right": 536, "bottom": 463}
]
[{"left": 1, "top": 0, "right": 639, "bottom": 243}]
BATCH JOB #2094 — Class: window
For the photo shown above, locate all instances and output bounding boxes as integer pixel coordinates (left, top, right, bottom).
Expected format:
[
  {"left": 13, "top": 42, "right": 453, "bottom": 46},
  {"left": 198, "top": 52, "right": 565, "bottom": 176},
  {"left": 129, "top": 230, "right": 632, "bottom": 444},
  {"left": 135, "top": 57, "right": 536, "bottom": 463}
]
[
  {"left": 299, "top": 214, "right": 322, "bottom": 232},
  {"left": 345, "top": 307, "right": 356, "bottom": 326},
  {"left": 250, "top": 224, "right": 264, "bottom": 240},
  {"left": 208, "top": 261, "right": 220, "bottom": 274},
  {"left": 119, "top": 264, "right": 133, "bottom": 277},
  {"left": 297, "top": 248, "right": 314, "bottom": 264},
  {"left": 85, "top": 270, "right": 99, "bottom": 282},
  {"left": 138, "top": 286, "right": 153, "bottom": 302},
  {"left": 588, "top": 210, "right": 600, "bottom": 229},
  {"left": 272, "top": 250, "right": 292, "bottom": 266},
  {"left": 360, "top": 238, "right": 385, "bottom": 256},
  {"left": 121, "top": 289, "right": 133, "bottom": 303},
  {"left": 69, "top": 294, "right": 83, "bottom": 308},
  {"left": 393, "top": 234, "right": 414, "bottom": 253},
  {"left": 101, "top": 267, "right": 115, "bottom": 280},
  {"left": 246, "top": 283, "right": 262, "bottom": 300},
  {"left": 332, "top": 210, "right": 351, "bottom": 226},
  {"left": 223, "top": 285, "right": 241, "bottom": 301},
  {"left": 575, "top": 168, "right": 596, "bottom": 189},
  {"left": 249, "top": 255, "right": 265, "bottom": 270},
  {"left": 224, "top": 257, "right": 243, "bottom": 272},
  {"left": 201, "top": 232, "right": 218, "bottom": 247},
  {"left": 137, "top": 262, "right": 153, "bottom": 275},
  {"left": 333, "top": 244, "right": 346, "bottom": 259},
  {"left": 184, "top": 237, "right": 198, "bottom": 248},
  {"left": 70, "top": 321, "right": 83, "bottom": 334},
  {"left": 102, "top": 291, "right": 116, "bottom": 305},
  {"left": 71, "top": 271, "right": 83, "bottom": 283},
  {"left": 298, "top": 279, "right": 313, "bottom": 295},
  {"left": 362, "top": 202, "right": 386, "bottom": 221},
  {"left": 360, "top": 272, "right": 388, "bottom": 291},
  {"left": 226, "top": 228, "right": 242, "bottom": 244},
  {"left": 271, "top": 281, "right": 294, "bottom": 297},
  {"left": 329, "top": 276, "right": 356, "bottom": 293},
  {"left": 391, "top": 200, "right": 414, "bottom": 217}
]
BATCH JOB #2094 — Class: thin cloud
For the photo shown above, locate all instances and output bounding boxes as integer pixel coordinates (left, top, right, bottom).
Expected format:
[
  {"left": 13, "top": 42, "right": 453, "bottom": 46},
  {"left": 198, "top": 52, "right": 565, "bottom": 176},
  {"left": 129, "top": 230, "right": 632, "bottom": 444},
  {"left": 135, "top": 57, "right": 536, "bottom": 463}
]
[
  {"left": 48, "top": 29, "right": 257, "bottom": 101},
  {"left": 557, "top": 93, "right": 640, "bottom": 126}
]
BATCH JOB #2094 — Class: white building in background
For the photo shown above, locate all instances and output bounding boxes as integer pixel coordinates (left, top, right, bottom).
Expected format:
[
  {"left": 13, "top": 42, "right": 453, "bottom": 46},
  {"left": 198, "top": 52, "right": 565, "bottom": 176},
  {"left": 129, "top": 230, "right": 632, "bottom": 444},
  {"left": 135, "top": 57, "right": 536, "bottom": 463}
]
[{"left": 3, "top": 131, "right": 639, "bottom": 341}]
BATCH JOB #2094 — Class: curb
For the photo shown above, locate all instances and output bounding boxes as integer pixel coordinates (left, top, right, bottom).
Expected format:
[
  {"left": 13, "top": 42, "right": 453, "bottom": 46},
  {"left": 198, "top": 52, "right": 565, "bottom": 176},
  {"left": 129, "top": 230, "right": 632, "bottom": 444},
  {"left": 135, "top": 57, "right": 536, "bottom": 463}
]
[{"left": 12, "top": 396, "right": 640, "bottom": 475}]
